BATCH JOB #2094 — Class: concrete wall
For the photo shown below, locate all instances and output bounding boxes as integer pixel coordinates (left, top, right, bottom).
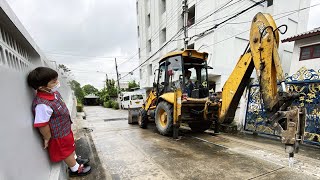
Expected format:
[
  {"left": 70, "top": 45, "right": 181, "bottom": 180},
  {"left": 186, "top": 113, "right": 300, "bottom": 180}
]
[
  {"left": 136, "top": 0, "right": 311, "bottom": 128},
  {"left": 289, "top": 35, "right": 320, "bottom": 74},
  {"left": 0, "top": 1, "right": 75, "bottom": 179}
]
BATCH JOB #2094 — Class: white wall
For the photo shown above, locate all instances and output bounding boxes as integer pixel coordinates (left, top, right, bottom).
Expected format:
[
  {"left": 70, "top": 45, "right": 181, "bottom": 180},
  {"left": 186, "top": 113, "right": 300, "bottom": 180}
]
[
  {"left": 0, "top": 1, "right": 75, "bottom": 179},
  {"left": 137, "top": 0, "right": 311, "bottom": 89},
  {"left": 289, "top": 35, "right": 320, "bottom": 74}
]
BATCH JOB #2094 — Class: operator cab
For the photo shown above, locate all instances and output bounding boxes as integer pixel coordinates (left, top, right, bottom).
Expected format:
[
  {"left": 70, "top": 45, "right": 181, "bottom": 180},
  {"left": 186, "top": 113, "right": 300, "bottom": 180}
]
[{"left": 156, "top": 49, "right": 209, "bottom": 99}]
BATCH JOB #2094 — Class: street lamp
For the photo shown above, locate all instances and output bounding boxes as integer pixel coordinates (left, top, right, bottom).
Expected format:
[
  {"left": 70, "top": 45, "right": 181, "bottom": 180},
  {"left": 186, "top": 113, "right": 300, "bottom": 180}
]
[{"left": 97, "top": 71, "right": 109, "bottom": 89}]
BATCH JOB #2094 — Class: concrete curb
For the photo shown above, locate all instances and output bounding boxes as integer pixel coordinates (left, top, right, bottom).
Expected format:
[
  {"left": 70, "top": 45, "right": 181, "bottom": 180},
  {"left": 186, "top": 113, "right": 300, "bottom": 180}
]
[{"left": 70, "top": 112, "right": 111, "bottom": 180}]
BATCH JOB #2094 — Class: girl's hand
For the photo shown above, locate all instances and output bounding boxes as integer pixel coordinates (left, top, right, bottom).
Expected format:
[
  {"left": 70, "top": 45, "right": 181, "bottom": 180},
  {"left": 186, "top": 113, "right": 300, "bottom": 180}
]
[{"left": 43, "top": 139, "right": 49, "bottom": 149}]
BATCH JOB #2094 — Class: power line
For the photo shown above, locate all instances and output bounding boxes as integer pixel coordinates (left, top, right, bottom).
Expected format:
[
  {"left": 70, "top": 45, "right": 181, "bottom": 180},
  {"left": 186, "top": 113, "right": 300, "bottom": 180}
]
[
  {"left": 192, "top": 0, "right": 236, "bottom": 27},
  {"left": 119, "top": 28, "right": 184, "bottom": 81},
  {"left": 225, "top": 2, "right": 320, "bottom": 25},
  {"left": 117, "top": 6, "right": 183, "bottom": 66},
  {"left": 198, "top": 4, "right": 317, "bottom": 51},
  {"left": 190, "top": 0, "right": 266, "bottom": 40},
  {"left": 189, "top": 0, "right": 253, "bottom": 29},
  {"left": 119, "top": 0, "right": 263, "bottom": 80},
  {"left": 190, "top": 0, "right": 248, "bottom": 30},
  {"left": 118, "top": 0, "right": 209, "bottom": 66}
]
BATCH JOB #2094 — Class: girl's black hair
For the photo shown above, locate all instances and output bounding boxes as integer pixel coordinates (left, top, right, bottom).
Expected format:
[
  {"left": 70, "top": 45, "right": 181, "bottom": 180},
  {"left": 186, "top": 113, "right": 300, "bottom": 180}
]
[{"left": 27, "top": 67, "right": 58, "bottom": 90}]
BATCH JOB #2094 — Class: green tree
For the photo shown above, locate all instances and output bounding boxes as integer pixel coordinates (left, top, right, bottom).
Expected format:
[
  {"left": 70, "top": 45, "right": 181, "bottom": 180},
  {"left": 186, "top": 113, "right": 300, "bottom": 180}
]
[
  {"left": 106, "top": 79, "right": 118, "bottom": 97},
  {"left": 82, "top": 84, "right": 98, "bottom": 95},
  {"left": 69, "top": 80, "right": 84, "bottom": 103},
  {"left": 98, "top": 78, "right": 118, "bottom": 105},
  {"left": 127, "top": 80, "right": 139, "bottom": 91},
  {"left": 58, "top": 64, "right": 71, "bottom": 73}
]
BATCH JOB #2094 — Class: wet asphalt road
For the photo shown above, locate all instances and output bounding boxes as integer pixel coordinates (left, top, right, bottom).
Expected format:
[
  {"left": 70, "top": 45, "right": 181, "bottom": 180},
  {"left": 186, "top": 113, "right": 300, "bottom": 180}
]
[{"left": 81, "top": 106, "right": 320, "bottom": 180}]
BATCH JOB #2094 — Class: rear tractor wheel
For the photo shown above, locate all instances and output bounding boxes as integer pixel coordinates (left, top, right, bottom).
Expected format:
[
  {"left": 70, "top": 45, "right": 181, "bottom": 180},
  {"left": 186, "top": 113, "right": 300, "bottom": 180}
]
[{"left": 138, "top": 109, "right": 148, "bottom": 129}]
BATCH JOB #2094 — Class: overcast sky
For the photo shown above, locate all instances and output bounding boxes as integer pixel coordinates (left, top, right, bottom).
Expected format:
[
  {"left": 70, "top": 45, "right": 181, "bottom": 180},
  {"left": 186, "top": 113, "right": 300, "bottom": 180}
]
[
  {"left": 6, "top": 0, "right": 139, "bottom": 89},
  {"left": 5, "top": 0, "right": 320, "bottom": 89}
]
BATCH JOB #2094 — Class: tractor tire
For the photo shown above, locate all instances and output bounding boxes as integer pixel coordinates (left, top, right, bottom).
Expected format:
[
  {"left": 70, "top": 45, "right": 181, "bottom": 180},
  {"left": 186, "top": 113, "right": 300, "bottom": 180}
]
[
  {"left": 138, "top": 109, "right": 148, "bottom": 129},
  {"left": 155, "top": 101, "right": 173, "bottom": 135},
  {"left": 128, "top": 109, "right": 133, "bottom": 124},
  {"left": 189, "top": 121, "right": 211, "bottom": 133}
]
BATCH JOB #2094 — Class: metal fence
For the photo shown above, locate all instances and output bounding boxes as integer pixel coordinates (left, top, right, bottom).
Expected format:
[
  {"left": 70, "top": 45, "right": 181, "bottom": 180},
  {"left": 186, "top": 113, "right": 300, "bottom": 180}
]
[{"left": 244, "top": 67, "right": 320, "bottom": 146}]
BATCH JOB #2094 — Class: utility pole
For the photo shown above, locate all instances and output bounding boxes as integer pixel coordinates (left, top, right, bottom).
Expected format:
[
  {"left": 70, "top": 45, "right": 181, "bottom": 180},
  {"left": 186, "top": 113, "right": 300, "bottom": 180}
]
[
  {"left": 105, "top": 73, "right": 109, "bottom": 90},
  {"left": 183, "top": 0, "right": 188, "bottom": 50},
  {"left": 115, "top": 58, "right": 120, "bottom": 92}
]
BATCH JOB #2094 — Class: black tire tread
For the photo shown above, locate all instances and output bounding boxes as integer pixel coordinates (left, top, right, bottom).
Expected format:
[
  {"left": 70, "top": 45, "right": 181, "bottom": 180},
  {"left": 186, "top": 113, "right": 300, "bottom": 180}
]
[
  {"left": 155, "top": 101, "right": 173, "bottom": 135},
  {"left": 138, "top": 109, "right": 148, "bottom": 129}
]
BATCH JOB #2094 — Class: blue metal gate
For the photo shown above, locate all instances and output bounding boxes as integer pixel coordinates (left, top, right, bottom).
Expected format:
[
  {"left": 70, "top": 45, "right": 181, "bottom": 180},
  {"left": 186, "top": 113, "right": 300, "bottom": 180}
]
[{"left": 244, "top": 67, "right": 320, "bottom": 146}]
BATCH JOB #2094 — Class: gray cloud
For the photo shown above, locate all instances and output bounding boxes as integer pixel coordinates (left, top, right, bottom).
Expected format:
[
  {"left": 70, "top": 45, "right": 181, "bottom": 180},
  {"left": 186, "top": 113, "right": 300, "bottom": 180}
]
[{"left": 7, "top": 0, "right": 139, "bottom": 89}]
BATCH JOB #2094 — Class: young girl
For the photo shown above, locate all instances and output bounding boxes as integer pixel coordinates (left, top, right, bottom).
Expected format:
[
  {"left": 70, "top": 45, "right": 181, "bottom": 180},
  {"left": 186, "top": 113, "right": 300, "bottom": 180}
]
[{"left": 27, "top": 67, "right": 91, "bottom": 177}]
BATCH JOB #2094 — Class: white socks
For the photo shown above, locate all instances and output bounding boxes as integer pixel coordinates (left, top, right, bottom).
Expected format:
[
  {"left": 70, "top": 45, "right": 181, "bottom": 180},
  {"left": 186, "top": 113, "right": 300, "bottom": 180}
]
[
  {"left": 69, "top": 154, "right": 79, "bottom": 172},
  {"left": 70, "top": 163, "right": 80, "bottom": 172}
]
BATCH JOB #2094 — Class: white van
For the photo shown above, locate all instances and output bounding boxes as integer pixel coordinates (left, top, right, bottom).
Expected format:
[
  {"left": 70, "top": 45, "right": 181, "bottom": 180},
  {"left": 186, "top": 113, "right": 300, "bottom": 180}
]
[{"left": 120, "top": 92, "right": 145, "bottom": 109}]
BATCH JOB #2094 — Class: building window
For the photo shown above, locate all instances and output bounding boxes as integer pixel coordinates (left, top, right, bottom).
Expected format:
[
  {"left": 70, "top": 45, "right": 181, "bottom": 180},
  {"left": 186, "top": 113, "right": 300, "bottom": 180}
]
[
  {"left": 148, "top": 64, "right": 152, "bottom": 75},
  {"left": 138, "top": 48, "right": 141, "bottom": 58},
  {"left": 161, "top": 0, "right": 166, "bottom": 14},
  {"left": 187, "top": 43, "right": 194, "bottom": 49},
  {"left": 300, "top": 44, "right": 320, "bottom": 61},
  {"left": 136, "top": 1, "right": 139, "bottom": 14},
  {"left": 179, "top": 14, "right": 184, "bottom": 29},
  {"left": 267, "top": 0, "right": 273, "bottom": 7},
  {"left": 147, "top": 13, "right": 151, "bottom": 27},
  {"left": 147, "top": 39, "right": 151, "bottom": 52},
  {"left": 140, "top": 68, "right": 142, "bottom": 79},
  {"left": 0, "top": 46, "right": 4, "bottom": 65},
  {"left": 188, "top": 5, "right": 195, "bottom": 27},
  {"left": 160, "top": 28, "right": 166, "bottom": 44}
]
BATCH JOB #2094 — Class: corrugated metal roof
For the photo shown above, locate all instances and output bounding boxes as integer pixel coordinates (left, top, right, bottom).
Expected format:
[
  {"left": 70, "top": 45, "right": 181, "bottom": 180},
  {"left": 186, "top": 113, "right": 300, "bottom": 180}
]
[{"left": 282, "top": 28, "right": 320, "bottom": 43}]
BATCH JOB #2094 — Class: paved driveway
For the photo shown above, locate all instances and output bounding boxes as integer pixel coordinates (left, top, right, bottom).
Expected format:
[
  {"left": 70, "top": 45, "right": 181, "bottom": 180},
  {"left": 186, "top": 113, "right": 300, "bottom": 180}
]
[{"left": 81, "top": 106, "right": 320, "bottom": 180}]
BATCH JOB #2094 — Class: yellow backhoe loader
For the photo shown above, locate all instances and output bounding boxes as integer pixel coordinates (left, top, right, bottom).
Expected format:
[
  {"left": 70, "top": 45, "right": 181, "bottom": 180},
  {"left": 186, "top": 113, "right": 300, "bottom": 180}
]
[{"left": 128, "top": 12, "right": 305, "bottom": 158}]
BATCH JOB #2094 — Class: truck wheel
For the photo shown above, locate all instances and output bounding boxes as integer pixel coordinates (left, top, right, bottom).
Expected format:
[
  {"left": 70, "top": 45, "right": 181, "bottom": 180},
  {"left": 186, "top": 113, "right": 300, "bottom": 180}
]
[
  {"left": 189, "top": 121, "right": 211, "bottom": 133},
  {"left": 128, "top": 109, "right": 134, "bottom": 124},
  {"left": 155, "top": 101, "right": 173, "bottom": 135},
  {"left": 138, "top": 109, "right": 148, "bottom": 129}
]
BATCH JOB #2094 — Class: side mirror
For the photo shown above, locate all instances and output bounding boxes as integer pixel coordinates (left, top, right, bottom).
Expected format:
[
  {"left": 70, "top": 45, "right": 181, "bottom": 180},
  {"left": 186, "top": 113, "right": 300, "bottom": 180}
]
[{"left": 153, "top": 82, "right": 157, "bottom": 88}]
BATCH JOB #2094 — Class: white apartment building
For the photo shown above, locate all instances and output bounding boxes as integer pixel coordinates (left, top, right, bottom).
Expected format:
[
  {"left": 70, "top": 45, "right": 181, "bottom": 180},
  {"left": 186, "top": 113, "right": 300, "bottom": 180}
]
[{"left": 136, "top": 0, "right": 311, "bottom": 91}]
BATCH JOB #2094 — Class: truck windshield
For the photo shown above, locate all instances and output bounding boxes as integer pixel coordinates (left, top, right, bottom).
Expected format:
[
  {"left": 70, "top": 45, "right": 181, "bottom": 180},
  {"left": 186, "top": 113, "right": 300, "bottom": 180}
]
[
  {"left": 183, "top": 58, "right": 209, "bottom": 98},
  {"left": 166, "top": 56, "right": 183, "bottom": 91}
]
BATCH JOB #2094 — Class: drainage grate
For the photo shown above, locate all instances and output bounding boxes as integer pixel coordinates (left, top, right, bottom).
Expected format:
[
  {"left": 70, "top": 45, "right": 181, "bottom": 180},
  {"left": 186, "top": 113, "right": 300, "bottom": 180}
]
[{"left": 104, "top": 118, "right": 127, "bottom": 122}]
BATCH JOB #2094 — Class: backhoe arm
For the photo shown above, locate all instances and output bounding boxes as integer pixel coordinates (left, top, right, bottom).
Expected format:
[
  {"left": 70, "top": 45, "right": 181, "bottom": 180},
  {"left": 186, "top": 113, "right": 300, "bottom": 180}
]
[{"left": 219, "top": 13, "right": 304, "bottom": 159}]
